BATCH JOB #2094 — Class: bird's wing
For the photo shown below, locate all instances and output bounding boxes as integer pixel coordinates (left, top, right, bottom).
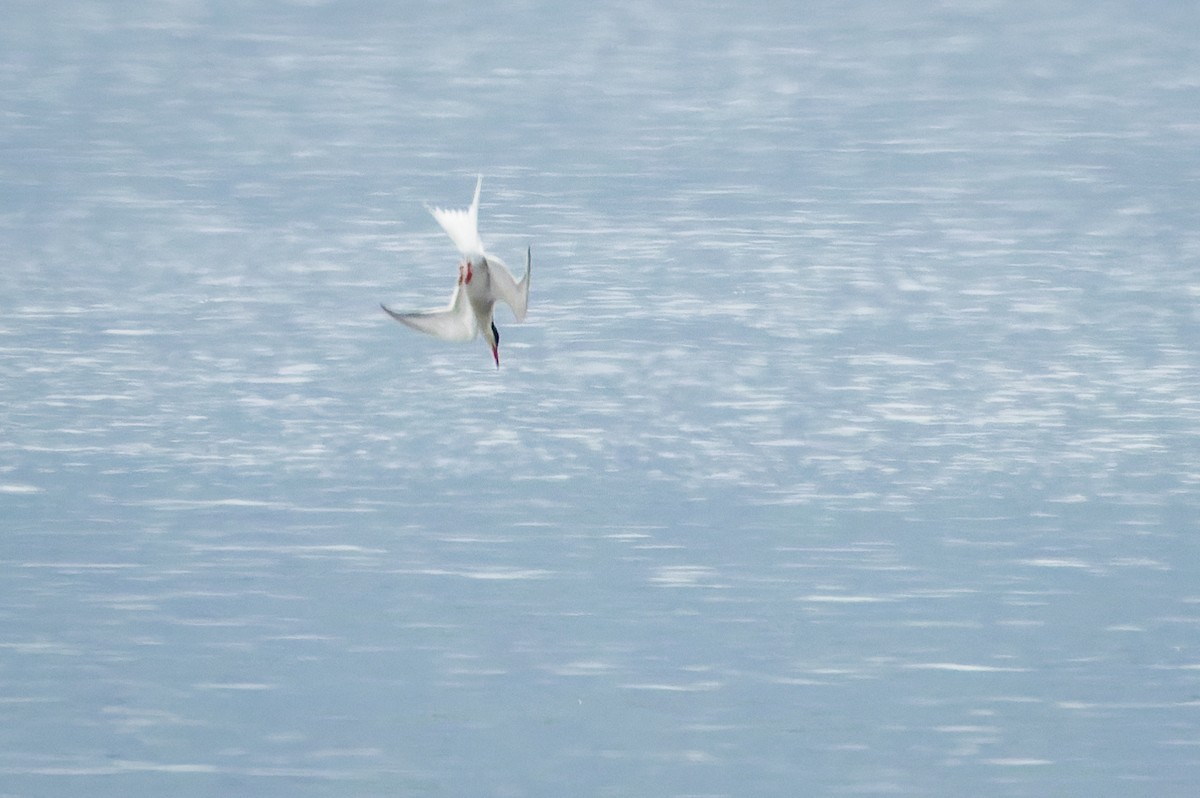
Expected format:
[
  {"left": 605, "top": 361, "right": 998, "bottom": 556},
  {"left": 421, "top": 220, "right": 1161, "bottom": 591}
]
[
  {"left": 381, "top": 278, "right": 477, "bottom": 342},
  {"left": 487, "top": 247, "right": 531, "bottom": 322},
  {"left": 426, "top": 175, "right": 484, "bottom": 258}
]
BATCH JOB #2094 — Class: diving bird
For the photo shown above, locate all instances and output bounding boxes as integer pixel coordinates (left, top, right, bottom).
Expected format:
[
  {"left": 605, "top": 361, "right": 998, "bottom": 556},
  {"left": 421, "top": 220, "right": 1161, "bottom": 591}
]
[{"left": 381, "top": 176, "right": 531, "bottom": 367}]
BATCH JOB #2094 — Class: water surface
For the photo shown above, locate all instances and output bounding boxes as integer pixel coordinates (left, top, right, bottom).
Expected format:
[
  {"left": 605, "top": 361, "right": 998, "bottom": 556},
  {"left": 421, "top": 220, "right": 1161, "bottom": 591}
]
[{"left": 3, "top": 2, "right": 1200, "bottom": 796}]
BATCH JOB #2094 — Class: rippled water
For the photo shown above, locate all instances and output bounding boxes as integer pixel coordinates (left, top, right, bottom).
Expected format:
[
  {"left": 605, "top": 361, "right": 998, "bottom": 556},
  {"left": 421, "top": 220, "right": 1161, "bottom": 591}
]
[{"left": 3, "top": 2, "right": 1200, "bottom": 796}]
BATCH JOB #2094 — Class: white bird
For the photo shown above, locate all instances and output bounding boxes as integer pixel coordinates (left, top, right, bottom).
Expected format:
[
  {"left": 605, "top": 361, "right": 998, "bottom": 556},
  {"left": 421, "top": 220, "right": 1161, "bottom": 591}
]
[{"left": 381, "top": 176, "right": 531, "bottom": 367}]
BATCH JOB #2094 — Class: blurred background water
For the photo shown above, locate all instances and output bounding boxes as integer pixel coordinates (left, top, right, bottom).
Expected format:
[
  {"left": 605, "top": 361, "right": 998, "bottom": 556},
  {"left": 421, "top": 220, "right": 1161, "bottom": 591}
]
[{"left": 3, "top": 1, "right": 1200, "bottom": 795}]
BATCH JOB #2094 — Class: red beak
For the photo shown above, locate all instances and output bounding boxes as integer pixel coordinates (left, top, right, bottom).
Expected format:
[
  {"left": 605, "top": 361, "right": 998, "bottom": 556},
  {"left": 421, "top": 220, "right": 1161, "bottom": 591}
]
[{"left": 491, "top": 344, "right": 500, "bottom": 368}]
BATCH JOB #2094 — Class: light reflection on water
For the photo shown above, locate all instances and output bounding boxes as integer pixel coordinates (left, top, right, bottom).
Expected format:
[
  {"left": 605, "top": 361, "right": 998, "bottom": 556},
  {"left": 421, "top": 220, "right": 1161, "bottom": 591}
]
[{"left": 3, "top": 1, "right": 1200, "bottom": 796}]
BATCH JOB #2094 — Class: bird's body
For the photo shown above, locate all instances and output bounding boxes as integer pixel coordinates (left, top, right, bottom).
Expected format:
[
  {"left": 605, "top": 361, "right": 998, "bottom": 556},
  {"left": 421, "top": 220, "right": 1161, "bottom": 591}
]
[{"left": 381, "top": 176, "right": 530, "bottom": 367}]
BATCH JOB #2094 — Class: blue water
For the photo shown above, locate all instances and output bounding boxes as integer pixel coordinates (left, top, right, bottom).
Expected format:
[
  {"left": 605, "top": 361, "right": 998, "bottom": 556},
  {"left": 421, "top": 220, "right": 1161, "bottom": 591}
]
[{"left": 3, "top": 2, "right": 1200, "bottom": 795}]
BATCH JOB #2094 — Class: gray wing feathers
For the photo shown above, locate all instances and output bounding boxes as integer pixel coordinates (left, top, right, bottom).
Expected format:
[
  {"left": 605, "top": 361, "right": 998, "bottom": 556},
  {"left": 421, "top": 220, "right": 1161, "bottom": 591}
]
[
  {"left": 488, "top": 247, "right": 532, "bottom": 322},
  {"left": 380, "top": 280, "right": 477, "bottom": 342}
]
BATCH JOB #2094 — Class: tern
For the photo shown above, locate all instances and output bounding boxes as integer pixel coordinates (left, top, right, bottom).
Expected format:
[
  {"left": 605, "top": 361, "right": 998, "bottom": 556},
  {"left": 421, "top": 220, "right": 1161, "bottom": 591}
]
[{"left": 381, "top": 176, "right": 531, "bottom": 367}]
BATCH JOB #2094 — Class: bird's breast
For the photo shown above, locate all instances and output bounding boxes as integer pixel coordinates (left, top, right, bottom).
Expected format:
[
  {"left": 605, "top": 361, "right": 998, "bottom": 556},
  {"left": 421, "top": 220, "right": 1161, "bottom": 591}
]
[{"left": 465, "top": 264, "right": 491, "bottom": 298}]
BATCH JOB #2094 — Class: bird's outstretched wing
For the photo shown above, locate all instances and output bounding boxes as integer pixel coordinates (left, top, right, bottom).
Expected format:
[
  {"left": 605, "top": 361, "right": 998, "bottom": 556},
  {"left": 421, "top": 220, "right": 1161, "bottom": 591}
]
[
  {"left": 381, "top": 279, "right": 477, "bottom": 342},
  {"left": 487, "top": 247, "right": 532, "bottom": 322},
  {"left": 427, "top": 175, "right": 484, "bottom": 258}
]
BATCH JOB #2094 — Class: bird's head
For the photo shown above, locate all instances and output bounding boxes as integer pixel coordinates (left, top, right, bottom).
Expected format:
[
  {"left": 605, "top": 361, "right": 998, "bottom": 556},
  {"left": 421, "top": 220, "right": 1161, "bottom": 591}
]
[{"left": 486, "top": 320, "right": 500, "bottom": 368}]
